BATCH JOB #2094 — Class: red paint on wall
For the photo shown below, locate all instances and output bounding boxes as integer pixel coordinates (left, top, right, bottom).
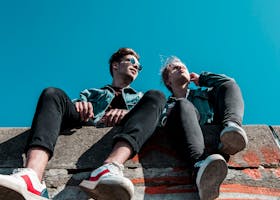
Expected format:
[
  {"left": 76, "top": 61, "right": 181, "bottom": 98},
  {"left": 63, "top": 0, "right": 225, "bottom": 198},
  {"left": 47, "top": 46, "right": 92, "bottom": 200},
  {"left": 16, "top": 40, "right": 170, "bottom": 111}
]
[
  {"left": 242, "top": 151, "right": 260, "bottom": 166},
  {"left": 242, "top": 169, "right": 262, "bottom": 180},
  {"left": 227, "top": 159, "right": 241, "bottom": 168},
  {"left": 132, "top": 182, "right": 280, "bottom": 197},
  {"left": 221, "top": 184, "right": 280, "bottom": 196},
  {"left": 145, "top": 185, "right": 196, "bottom": 194},
  {"left": 261, "top": 147, "right": 280, "bottom": 163}
]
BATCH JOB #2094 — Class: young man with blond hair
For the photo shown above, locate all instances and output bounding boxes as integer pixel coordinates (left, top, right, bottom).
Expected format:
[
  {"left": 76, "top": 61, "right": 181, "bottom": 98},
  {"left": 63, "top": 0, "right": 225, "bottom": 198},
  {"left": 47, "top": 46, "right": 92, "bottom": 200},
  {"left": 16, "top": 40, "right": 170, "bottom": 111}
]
[{"left": 160, "top": 56, "right": 248, "bottom": 200}]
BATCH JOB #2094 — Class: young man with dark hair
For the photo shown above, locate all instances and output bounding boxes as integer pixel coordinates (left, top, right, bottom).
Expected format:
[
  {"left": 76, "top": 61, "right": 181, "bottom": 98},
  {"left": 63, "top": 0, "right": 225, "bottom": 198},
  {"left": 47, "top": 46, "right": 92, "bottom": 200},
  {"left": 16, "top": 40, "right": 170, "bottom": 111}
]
[{"left": 0, "top": 48, "right": 166, "bottom": 200}]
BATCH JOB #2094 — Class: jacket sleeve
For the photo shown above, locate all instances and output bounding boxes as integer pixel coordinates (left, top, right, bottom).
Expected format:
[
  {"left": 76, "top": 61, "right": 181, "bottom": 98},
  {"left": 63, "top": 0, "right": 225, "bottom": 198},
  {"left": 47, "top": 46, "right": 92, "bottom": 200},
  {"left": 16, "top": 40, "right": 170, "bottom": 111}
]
[
  {"left": 198, "top": 71, "right": 235, "bottom": 88},
  {"left": 72, "top": 88, "right": 98, "bottom": 103}
]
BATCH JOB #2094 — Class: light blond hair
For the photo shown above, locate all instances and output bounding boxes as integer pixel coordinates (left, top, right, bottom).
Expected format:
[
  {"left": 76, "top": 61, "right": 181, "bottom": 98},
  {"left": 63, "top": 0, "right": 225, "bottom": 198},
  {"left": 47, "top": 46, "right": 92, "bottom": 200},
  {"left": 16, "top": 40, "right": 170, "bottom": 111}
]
[{"left": 160, "top": 56, "right": 185, "bottom": 92}]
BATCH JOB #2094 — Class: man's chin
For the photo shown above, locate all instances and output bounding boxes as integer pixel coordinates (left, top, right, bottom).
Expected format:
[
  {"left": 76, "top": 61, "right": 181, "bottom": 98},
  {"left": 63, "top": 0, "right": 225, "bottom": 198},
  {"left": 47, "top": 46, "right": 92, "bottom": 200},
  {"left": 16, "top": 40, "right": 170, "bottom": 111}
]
[
  {"left": 178, "top": 77, "right": 190, "bottom": 85},
  {"left": 124, "top": 75, "right": 136, "bottom": 84},
  {"left": 129, "top": 73, "right": 137, "bottom": 80}
]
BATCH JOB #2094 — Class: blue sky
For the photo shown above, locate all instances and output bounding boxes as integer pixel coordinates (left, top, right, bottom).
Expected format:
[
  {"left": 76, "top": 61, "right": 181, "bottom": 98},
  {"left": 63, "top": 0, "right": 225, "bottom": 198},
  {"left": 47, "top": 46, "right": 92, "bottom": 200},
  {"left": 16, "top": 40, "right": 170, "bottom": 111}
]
[{"left": 0, "top": 0, "right": 279, "bottom": 126}]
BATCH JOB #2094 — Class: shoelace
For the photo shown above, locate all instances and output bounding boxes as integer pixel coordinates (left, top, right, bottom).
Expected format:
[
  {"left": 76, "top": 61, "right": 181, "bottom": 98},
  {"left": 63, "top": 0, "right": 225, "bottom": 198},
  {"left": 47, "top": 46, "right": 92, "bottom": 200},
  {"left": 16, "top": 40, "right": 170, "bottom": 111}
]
[
  {"left": 111, "top": 162, "right": 124, "bottom": 170},
  {"left": 12, "top": 168, "right": 35, "bottom": 178},
  {"left": 12, "top": 168, "right": 25, "bottom": 174}
]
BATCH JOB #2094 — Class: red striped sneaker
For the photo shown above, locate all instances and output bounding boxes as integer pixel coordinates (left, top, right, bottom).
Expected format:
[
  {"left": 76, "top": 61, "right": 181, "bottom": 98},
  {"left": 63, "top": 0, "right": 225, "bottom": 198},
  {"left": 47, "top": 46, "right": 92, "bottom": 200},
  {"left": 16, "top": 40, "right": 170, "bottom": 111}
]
[
  {"left": 79, "top": 162, "right": 134, "bottom": 200},
  {"left": 0, "top": 168, "right": 49, "bottom": 200}
]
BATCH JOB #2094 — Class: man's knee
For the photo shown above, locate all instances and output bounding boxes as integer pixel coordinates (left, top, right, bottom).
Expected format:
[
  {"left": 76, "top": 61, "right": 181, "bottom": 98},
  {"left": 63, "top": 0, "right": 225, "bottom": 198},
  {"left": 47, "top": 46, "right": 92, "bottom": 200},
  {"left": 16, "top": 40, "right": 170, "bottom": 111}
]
[
  {"left": 220, "top": 79, "right": 239, "bottom": 91},
  {"left": 144, "top": 90, "right": 166, "bottom": 104},
  {"left": 41, "top": 87, "right": 65, "bottom": 99},
  {"left": 177, "top": 98, "right": 195, "bottom": 109},
  {"left": 176, "top": 99, "right": 200, "bottom": 118}
]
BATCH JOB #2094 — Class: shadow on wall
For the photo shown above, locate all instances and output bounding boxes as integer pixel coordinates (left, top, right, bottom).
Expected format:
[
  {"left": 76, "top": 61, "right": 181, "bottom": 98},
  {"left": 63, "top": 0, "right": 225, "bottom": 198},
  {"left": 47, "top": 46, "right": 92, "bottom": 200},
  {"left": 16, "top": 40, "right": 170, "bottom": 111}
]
[
  {"left": 53, "top": 127, "right": 119, "bottom": 199},
  {"left": 52, "top": 124, "right": 228, "bottom": 199},
  {"left": 0, "top": 130, "right": 29, "bottom": 169},
  {"left": 0, "top": 125, "right": 228, "bottom": 200},
  {"left": 137, "top": 124, "right": 227, "bottom": 200},
  {"left": 0, "top": 128, "right": 79, "bottom": 171}
]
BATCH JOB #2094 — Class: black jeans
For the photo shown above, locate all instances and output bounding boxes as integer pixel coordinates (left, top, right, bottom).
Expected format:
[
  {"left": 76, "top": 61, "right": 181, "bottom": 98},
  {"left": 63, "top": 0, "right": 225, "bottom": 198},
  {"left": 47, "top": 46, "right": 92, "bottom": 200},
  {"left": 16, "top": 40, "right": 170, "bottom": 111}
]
[
  {"left": 26, "top": 87, "right": 166, "bottom": 158},
  {"left": 164, "top": 80, "right": 244, "bottom": 166}
]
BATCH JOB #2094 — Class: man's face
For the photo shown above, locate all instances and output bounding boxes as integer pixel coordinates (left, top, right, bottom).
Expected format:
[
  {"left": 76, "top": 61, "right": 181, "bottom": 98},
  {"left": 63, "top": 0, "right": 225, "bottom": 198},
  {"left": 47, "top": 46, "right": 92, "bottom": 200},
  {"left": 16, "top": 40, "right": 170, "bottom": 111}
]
[
  {"left": 166, "top": 62, "right": 190, "bottom": 88},
  {"left": 115, "top": 55, "right": 142, "bottom": 81}
]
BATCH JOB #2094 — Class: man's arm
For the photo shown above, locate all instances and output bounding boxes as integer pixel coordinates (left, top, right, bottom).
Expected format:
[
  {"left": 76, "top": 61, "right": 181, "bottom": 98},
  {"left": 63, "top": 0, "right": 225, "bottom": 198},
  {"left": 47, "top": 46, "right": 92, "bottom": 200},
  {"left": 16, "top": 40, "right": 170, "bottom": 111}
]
[
  {"left": 72, "top": 89, "right": 96, "bottom": 122},
  {"left": 100, "top": 109, "right": 129, "bottom": 127},
  {"left": 193, "top": 71, "right": 235, "bottom": 88},
  {"left": 75, "top": 101, "right": 94, "bottom": 122}
]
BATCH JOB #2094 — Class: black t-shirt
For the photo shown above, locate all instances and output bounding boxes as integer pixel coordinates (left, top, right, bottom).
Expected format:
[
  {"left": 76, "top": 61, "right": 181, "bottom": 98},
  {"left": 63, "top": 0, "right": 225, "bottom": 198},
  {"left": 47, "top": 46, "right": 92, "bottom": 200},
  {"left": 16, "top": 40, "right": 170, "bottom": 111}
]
[{"left": 107, "top": 86, "right": 127, "bottom": 110}]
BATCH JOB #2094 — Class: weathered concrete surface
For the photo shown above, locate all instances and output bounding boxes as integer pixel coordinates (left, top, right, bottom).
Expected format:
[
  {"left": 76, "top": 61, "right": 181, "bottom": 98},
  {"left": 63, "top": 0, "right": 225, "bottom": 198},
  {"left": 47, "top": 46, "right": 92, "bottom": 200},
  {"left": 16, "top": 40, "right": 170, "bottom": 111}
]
[{"left": 0, "top": 125, "right": 279, "bottom": 200}]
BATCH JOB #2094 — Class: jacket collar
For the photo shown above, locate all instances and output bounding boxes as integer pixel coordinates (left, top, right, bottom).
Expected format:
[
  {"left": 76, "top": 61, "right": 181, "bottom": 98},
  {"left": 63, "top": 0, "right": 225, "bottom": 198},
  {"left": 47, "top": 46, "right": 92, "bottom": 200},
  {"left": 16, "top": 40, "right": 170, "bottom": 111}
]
[
  {"left": 102, "top": 84, "right": 138, "bottom": 94},
  {"left": 168, "top": 88, "right": 190, "bottom": 102}
]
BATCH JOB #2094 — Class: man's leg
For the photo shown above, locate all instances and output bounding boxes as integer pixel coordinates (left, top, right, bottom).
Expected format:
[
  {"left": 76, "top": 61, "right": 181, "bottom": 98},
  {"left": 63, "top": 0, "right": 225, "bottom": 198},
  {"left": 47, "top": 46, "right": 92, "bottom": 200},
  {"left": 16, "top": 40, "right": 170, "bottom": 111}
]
[
  {"left": 165, "top": 99, "right": 206, "bottom": 165},
  {"left": 113, "top": 90, "right": 166, "bottom": 157},
  {"left": 0, "top": 87, "right": 81, "bottom": 200},
  {"left": 209, "top": 79, "right": 244, "bottom": 125},
  {"left": 103, "top": 141, "right": 133, "bottom": 165},
  {"left": 25, "top": 87, "right": 81, "bottom": 178},
  {"left": 80, "top": 90, "right": 166, "bottom": 200},
  {"left": 25, "top": 148, "right": 50, "bottom": 182},
  {"left": 165, "top": 99, "right": 227, "bottom": 200},
  {"left": 209, "top": 80, "right": 248, "bottom": 155},
  {"left": 105, "top": 90, "right": 166, "bottom": 165}
]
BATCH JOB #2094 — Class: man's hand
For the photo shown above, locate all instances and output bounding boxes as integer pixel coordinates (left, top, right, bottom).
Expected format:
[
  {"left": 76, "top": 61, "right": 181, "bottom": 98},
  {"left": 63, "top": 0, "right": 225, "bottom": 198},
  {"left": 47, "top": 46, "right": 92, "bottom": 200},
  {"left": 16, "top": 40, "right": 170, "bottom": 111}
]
[
  {"left": 75, "top": 101, "right": 94, "bottom": 122},
  {"left": 101, "top": 109, "right": 129, "bottom": 127},
  {"left": 190, "top": 72, "right": 200, "bottom": 86}
]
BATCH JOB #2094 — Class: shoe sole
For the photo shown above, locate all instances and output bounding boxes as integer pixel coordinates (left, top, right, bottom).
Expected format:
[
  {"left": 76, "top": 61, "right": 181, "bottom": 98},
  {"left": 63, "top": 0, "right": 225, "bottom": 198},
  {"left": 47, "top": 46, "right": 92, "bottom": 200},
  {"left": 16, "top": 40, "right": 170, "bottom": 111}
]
[
  {"left": 220, "top": 127, "right": 248, "bottom": 155},
  {"left": 0, "top": 175, "right": 48, "bottom": 200},
  {"left": 80, "top": 178, "right": 133, "bottom": 200},
  {"left": 196, "top": 154, "right": 228, "bottom": 200}
]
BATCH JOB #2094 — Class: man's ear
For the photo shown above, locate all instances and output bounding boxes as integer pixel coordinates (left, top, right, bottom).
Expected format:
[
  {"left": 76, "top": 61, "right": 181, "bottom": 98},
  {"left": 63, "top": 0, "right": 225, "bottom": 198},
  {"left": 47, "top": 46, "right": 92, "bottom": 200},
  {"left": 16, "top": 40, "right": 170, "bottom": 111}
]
[
  {"left": 165, "top": 79, "right": 171, "bottom": 88},
  {"left": 112, "top": 62, "right": 119, "bottom": 71}
]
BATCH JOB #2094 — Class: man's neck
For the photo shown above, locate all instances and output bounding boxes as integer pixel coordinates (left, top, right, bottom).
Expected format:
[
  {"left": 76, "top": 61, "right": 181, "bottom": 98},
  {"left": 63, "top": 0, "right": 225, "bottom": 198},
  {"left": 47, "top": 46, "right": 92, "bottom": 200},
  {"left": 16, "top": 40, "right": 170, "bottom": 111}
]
[
  {"left": 111, "top": 78, "right": 131, "bottom": 89},
  {"left": 172, "top": 84, "right": 188, "bottom": 98}
]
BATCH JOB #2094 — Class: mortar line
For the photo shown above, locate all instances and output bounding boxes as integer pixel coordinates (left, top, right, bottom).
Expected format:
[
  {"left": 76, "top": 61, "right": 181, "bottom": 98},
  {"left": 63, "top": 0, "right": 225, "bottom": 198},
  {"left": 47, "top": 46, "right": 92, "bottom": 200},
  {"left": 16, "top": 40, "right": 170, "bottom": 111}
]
[{"left": 268, "top": 125, "right": 280, "bottom": 150}]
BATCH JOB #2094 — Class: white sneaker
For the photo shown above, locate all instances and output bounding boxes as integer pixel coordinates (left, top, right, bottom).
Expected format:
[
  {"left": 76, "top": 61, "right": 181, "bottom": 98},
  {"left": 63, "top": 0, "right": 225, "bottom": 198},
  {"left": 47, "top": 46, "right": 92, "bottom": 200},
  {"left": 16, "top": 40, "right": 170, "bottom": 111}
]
[
  {"left": 79, "top": 162, "right": 134, "bottom": 200},
  {"left": 0, "top": 168, "right": 49, "bottom": 200},
  {"left": 219, "top": 122, "right": 248, "bottom": 155},
  {"left": 195, "top": 154, "right": 228, "bottom": 200}
]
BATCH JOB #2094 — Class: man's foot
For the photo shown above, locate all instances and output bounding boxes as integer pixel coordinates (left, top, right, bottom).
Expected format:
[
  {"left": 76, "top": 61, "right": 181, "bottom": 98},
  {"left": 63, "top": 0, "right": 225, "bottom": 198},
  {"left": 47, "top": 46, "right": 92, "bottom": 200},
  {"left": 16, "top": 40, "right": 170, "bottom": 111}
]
[
  {"left": 194, "top": 154, "right": 228, "bottom": 200},
  {"left": 0, "top": 168, "right": 49, "bottom": 200},
  {"left": 79, "top": 162, "right": 134, "bottom": 200},
  {"left": 219, "top": 122, "right": 248, "bottom": 155}
]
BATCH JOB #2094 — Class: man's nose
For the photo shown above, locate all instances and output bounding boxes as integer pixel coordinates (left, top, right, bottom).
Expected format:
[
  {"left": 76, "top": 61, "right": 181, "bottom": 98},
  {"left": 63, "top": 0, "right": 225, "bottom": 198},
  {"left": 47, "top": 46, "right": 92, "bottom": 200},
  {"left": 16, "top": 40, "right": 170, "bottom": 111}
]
[
  {"left": 177, "top": 65, "right": 184, "bottom": 70},
  {"left": 133, "top": 64, "right": 139, "bottom": 70}
]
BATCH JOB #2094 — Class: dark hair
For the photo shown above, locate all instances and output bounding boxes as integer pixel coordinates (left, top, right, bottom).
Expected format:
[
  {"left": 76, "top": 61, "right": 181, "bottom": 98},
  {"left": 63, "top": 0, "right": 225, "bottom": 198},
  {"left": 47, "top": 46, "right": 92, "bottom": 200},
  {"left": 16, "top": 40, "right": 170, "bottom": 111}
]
[{"left": 109, "top": 48, "right": 140, "bottom": 76}]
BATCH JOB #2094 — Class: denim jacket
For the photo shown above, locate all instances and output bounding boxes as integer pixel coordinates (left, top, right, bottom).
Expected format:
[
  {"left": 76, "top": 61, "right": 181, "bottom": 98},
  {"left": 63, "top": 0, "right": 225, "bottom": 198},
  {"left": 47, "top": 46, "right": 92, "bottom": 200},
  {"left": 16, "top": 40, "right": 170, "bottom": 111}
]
[
  {"left": 72, "top": 85, "right": 143, "bottom": 126},
  {"left": 159, "top": 72, "right": 234, "bottom": 126}
]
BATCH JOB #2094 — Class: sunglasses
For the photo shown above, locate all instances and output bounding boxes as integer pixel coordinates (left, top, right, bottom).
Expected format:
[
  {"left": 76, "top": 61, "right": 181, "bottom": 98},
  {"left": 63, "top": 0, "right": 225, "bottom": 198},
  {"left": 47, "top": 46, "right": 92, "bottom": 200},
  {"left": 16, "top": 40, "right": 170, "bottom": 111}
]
[{"left": 121, "top": 58, "right": 143, "bottom": 71}]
